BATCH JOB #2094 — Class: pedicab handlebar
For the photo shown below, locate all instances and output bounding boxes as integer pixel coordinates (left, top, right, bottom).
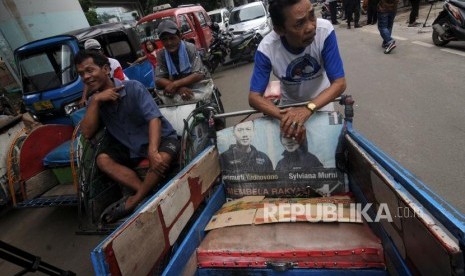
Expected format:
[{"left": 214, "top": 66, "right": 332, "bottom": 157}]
[{"left": 213, "top": 95, "right": 354, "bottom": 122}]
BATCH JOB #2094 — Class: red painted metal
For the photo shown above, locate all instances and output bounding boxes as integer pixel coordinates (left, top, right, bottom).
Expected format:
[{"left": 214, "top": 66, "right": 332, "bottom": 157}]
[{"left": 19, "top": 125, "right": 74, "bottom": 181}]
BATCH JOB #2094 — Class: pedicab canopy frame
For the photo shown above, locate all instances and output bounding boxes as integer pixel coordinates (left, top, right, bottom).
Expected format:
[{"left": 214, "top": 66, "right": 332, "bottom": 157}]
[{"left": 14, "top": 22, "right": 153, "bottom": 125}]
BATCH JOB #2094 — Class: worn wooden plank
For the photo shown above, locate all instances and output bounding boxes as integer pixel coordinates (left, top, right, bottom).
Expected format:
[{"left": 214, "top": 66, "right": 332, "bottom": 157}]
[
  {"left": 42, "top": 183, "right": 75, "bottom": 196},
  {"left": 401, "top": 200, "right": 460, "bottom": 275},
  {"left": 24, "top": 170, "right": 58, "bottom": 199},
  {"left": 103, "top": 146, "right": 220, "bottom": 276},
  {"left": 347, "top": 136, "right": 463, "bottom": 275},
  {"left": 370, "top": 171, "right": 406, "bottom": 258},
  {"left": 113, "top": 211, "right": 165, "bottom": 276}
]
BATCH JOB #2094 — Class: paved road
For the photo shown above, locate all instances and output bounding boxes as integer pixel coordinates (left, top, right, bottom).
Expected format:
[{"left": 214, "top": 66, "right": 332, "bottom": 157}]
[
  {"left": 214, "top": 3, "right": 465, "bottom": 215},
  {"left": 0, "top": 4, "right": 463, "bottom": 275}
]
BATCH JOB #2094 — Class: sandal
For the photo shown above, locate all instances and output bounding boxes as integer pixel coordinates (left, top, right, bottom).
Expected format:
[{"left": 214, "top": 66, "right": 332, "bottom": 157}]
[{"left": 100, "top": 196, "right": 133, "bottom": 224}]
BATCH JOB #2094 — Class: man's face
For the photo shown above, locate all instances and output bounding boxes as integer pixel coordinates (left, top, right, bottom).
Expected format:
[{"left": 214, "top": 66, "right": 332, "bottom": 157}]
[
  {"left": 276, "top": 0, "right": 317, "bottom": 49},
  {"left": 281, "top": 136, "right": 300, "bottom": 152},
  {"left": 234, "top": 121, "right": 254, "bottom": 147},
  {"left": 160, "top": 33, "right": 181, "bottom": 53},
  {"left": 76, "top": 57, "right": 110, "bottom": 92}
]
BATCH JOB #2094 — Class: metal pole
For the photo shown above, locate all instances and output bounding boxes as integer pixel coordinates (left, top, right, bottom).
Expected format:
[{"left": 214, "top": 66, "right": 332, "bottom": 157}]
[{"left": 214, "top": 97, "right": 346, "bottom": 119}]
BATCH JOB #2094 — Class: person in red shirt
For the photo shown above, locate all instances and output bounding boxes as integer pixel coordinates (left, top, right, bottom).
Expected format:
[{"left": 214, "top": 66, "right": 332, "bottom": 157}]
[{"left": 128, "top": 40, "right": 158, "bottom": 68}]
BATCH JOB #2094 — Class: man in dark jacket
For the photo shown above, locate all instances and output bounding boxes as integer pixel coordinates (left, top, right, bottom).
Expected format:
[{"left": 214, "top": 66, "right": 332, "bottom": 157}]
[
  {"left": 377, "top": 0, "right": 399, "bottom": 53},
  {"left": 220, "top": 121, "right": 273, "bottom": 173}
]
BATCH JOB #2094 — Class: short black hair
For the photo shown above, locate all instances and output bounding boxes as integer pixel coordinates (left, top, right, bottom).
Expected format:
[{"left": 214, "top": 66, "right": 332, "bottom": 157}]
[
  {"left": 269, "top": 0, "right": 303, "bottom": 29},
  {"left": 74, "top": 50, "right": 110, "bottom": 68}
]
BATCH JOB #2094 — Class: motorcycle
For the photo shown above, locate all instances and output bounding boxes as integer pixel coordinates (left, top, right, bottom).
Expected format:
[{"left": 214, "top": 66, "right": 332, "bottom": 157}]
[
  {"left": 320, "top": 0, "right": 344, "bottom": 21},
  {"left": 204, "top": 24, "right": 233, "bottom": 73},
  {"left": 432, "top": 0, "right": 465, "bottom": 46},
  {"left": 204, "top": 23, "right": 263, "bottom": 73}
]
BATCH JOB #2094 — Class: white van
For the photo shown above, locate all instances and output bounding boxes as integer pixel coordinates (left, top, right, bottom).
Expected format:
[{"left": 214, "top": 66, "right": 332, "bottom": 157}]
[
  {"left": 228, "top": 2, "right": 271, "bottom": 37},
  {"left": 208, "top": 8, "right": 230, "bottom": 32}
]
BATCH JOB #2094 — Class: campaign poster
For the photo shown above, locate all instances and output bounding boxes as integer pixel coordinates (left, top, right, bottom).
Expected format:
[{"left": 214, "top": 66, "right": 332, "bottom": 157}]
[{"left": 216, "top": 112, "right": 347, "bottom": 199}]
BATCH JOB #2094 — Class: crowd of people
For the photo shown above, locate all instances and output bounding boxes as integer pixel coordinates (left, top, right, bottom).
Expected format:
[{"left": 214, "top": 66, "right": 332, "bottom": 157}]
[{"left": 326, "top": 0, "right": 423, "bottom": 54}]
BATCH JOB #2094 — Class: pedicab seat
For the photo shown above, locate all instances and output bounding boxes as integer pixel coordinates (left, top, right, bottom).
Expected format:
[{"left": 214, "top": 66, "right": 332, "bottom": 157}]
[{"left": 197, "top": 221, "right": 386, "bottom": 270}]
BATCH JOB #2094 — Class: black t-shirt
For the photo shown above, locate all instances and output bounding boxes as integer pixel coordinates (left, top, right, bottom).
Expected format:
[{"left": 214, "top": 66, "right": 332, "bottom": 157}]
[{"left": 220, "top": 145, "right": 273, "bottom": 173}]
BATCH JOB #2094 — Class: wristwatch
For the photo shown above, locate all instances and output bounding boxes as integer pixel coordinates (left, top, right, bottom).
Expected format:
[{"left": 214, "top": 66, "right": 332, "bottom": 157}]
[{"left": 306, "top": 102, "right": 317, "bottom": 113}]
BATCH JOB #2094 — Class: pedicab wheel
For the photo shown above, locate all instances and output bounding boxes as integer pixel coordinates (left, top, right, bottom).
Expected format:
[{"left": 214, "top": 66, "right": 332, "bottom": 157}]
[
  {"left": 212, "top": 87, "right": 224, "bottom": 114},
  {"left": 77, "top": 130, "right": 122, "bottom": 234},
  {"left": 212, "top": 88, "right": 225, "bottom": 130}
]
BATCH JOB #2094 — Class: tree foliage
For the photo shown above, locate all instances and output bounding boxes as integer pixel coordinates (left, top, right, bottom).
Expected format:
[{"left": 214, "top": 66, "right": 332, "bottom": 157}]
[{"left": 79, "top": 0, "right": 102, "bottom": 26}]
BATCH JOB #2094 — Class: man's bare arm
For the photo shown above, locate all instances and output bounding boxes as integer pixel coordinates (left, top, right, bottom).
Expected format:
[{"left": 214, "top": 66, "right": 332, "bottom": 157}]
[
  {"left": 80, "top": 86, "right": 124, "bottom": 139},
  {"left": 248, "top": 91, "right": 283, "bottom": 119},
  {"left": 80, "top": 95, "right": 101, "bottom": 140}
]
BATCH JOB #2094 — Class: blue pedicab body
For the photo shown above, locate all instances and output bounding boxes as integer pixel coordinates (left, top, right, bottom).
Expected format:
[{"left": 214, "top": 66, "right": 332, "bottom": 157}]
[{"left": 91, "top": 97, "right": 465, "bottom": 275}]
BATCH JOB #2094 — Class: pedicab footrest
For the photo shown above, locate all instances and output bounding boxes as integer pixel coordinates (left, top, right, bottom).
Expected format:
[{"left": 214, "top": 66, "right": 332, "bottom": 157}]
[{"left": 16, "top": 194, "right": 78, "bottom": 208}]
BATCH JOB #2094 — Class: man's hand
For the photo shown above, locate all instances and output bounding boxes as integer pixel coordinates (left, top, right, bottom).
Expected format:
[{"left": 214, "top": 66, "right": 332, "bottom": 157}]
[
  {"left": 178, "top": 87, "right": 194, "bottom": 101},
  {"left": 164, "top": 81, "right": 179, "bottom": 96},
  {"left": 95, "top": 86, "right": 124, "bottom": 102},
  {"left": 148, "top": 151, "right": 169, "bottom": 177},
  {"left": 280, "top": 106, "right": 312, "bottom": 143},
  {"left": 78, "top": 97, "right": 87, "bottom": 108}
]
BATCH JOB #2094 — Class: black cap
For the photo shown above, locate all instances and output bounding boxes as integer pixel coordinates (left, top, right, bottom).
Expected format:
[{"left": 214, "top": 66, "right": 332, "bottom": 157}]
[{"left": 158, "top": 19, "right": 179, "bottom": 36}]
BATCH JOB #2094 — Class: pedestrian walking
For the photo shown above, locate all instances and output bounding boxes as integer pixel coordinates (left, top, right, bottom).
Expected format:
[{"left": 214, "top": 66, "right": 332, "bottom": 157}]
[
  {"left": 345, "top": 0, "right": 362, "bottom": 28},
  {"left": 377, "top": 0, "right": 399, "bottom": 53},
  {"left": 408, "top": 0, "right": 421, "bottom": 26},
  {"left": 366, "top": 0, "right": 379, "bottom": 24},
  {"left": 328, "top": 0, "right": 340, "bottom": 25}
]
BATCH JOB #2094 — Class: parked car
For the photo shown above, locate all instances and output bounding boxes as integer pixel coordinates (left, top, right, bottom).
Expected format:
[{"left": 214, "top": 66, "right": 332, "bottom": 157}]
[
  {"left": 228, "top": 1, "right": 272, "bottom": 37},
  {"left": 208, "top": 8, "right": 230, "bottom": 32},
  {"left": 136, "top": 4, "right": 213, "bottom": 54}
]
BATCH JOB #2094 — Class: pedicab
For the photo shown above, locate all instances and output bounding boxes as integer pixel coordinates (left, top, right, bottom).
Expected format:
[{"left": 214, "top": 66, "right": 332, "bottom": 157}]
[
  {"left": 4, "top": 22, "right": 157, "bottom": 208},
  {"left": 14, "top": 22, "right": 154, "bottom": 126},
  {"left": 91, "top": 95, "right": 465, "bottom": 275},
  {"left": 77, "top": 90, "right": 225, "bottom": 234},
  {"left": 2, "top": 87, "right": 224, "bottom": 234}
]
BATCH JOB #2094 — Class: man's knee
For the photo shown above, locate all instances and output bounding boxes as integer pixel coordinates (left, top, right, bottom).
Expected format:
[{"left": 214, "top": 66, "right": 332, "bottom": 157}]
[
  {"left": 160, "top": 152, "right": 174, "bottom": 165},
  {"left": 96, "top": 153, "right": 113, "bottom": 171}
]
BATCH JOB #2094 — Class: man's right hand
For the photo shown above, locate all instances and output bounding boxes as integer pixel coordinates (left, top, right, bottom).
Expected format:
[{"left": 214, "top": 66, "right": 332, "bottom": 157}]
[
  {"left": 78, "top": 98, "right": 87, "bottom": 108},
  {"left": 164, "top": 81, "right": 179, "bottom": 95},
  {"left": 94, "top": 86, "right": 124, "bottom": 102},
  {"left": 149, "top": 151, "right": 169, "bottom": 177}
]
